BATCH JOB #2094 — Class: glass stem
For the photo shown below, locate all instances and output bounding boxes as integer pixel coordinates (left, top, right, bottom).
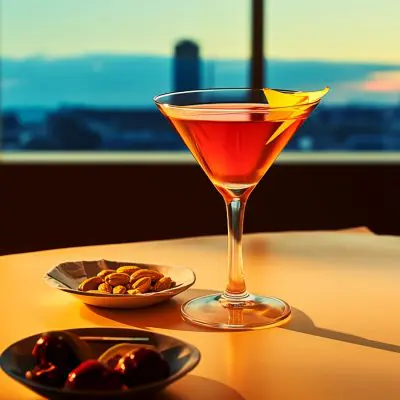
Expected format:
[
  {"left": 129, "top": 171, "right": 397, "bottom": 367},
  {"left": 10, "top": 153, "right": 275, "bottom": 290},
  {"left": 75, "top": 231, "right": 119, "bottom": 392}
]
[{"left": 223, "top": 196, "right": 249, "bottom": 301}]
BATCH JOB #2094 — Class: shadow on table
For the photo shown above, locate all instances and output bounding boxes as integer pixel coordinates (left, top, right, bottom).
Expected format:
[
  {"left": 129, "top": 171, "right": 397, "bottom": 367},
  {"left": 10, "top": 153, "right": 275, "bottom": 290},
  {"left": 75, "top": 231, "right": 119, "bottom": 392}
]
[
  {"left": 283, "top": 307, "right": 400, "bottom": 354},
  {"left": 80, "top": 289, "right": 222, "bottom": 332},
  {"left": 157, "top": 375, "right": 246, "bottom": 400},
  {"left": 80, "top": 288, "right": 399, "bottom": 353},
  {"left": 31, "top": 375, "right": 245, "bottom": 400}
]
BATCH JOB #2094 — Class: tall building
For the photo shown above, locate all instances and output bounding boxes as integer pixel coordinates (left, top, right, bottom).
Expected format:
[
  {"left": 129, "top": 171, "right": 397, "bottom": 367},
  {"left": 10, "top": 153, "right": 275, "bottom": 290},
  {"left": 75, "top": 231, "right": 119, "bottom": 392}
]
[{"left": 173, "top": 40, "right": 201, "bottom": 92}]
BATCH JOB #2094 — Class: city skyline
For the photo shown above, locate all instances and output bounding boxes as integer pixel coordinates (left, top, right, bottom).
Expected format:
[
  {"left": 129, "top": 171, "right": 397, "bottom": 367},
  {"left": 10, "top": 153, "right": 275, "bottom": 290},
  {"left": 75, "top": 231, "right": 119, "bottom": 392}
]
[
  {"left": 2, "top": 50, "right": 400, "bottom": 109},
  {"left": 2, "top": 0, "right": 400, "bottom": 65}
]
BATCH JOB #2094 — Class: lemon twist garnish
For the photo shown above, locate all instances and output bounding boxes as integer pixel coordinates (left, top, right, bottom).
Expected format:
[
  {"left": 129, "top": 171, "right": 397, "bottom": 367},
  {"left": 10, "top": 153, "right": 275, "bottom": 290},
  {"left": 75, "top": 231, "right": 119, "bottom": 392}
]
[
  {"left": 263, "top": 87, "right": 330, "bottom": 108},
  {"left": 262, "top": 87, "right": 329, "bottom": 145}
]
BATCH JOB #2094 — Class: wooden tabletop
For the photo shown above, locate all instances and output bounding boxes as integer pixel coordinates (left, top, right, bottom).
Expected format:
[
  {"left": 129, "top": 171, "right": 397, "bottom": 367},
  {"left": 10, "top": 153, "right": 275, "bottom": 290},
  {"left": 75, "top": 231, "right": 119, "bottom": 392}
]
[{"left": 0, "top": 229, "right": 399, "bottom": 399}]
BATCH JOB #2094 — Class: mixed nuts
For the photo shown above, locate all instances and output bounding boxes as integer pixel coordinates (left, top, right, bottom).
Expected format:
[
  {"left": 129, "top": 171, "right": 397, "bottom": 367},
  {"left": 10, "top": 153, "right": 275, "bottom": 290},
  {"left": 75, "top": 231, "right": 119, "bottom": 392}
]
[{"left": 78, "top": 266, "right": 176, "bottom": 295}]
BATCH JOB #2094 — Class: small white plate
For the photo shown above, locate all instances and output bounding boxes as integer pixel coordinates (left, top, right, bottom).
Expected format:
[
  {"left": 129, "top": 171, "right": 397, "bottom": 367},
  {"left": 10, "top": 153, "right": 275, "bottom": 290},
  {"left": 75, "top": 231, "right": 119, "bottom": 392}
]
[{"left": 44, "top": 260, "right": 196, "bottom": 309}]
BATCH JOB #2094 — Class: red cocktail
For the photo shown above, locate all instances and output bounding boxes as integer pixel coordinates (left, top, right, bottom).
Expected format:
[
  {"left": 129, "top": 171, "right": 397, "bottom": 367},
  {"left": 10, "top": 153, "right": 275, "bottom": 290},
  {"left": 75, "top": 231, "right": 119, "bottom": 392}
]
[{"left": 154, "top": 88, "right": 328, "bottom": 329}]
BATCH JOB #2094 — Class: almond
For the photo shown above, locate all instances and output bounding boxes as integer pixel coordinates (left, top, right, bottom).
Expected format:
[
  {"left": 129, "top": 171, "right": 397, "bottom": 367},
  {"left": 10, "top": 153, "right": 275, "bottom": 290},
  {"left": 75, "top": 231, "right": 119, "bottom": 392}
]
[
  {"left": 116, "top": 266, "right": 141, "bottom": 275},
  {"left": 78, "top": 276, "right": 103, "bottom": 291},
  {"left": 105, "top": 273, "right": 130, "bottom": 286},
  {"left": 130, "top": 269, "right": 163, "bottom": 284},
  {"left": 97, "top": 269, "right": 115, "bottom": 279},
  {"left": 153, "top": 277, "right": 172, "bottom": 292},
  {"left": 131, "top": 277, "right": 151, "bottom": 293},
  {"left": 98, "top": 282, "right": 113, "bottom": 293},
  {"left": 113, "top": 285, "right": 127, "bottom": 294}
]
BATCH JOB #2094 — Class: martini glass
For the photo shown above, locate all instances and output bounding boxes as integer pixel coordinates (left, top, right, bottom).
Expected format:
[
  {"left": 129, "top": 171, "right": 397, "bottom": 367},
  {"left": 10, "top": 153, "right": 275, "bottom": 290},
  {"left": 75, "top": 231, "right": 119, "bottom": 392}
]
[{"left": 154, "top": 87, "right": 329, "bottom": 330}]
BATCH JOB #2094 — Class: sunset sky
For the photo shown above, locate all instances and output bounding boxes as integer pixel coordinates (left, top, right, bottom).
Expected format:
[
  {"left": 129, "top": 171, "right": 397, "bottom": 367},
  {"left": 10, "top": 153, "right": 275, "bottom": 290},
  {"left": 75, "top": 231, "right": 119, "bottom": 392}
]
[{"left": 2, "top": 0, "right": 400, "bottom": 65}]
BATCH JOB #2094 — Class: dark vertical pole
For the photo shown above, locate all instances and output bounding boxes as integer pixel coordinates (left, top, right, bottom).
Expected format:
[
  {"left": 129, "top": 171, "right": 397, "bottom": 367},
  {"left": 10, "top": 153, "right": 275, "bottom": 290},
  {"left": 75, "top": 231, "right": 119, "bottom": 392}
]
[{"left": 251, "top": 0, "right": 265, "bottom": 88}]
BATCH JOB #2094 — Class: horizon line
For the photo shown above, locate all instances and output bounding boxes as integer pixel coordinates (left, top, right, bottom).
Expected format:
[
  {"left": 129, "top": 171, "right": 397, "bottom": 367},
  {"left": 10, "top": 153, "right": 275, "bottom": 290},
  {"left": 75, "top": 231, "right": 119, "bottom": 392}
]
[
  {"left": 3, "top": 101, "right": 399, "bottom": 111},
  {"left": 1, "top": 52, "right": 399, "bottom": 67}
]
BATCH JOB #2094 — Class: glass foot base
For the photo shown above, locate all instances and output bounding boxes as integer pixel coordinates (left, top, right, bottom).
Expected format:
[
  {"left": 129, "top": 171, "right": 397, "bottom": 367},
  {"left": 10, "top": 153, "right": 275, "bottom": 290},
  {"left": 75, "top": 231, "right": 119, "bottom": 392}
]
[{"left": 181, "top": 293, "right": 291, "bottom": 330}]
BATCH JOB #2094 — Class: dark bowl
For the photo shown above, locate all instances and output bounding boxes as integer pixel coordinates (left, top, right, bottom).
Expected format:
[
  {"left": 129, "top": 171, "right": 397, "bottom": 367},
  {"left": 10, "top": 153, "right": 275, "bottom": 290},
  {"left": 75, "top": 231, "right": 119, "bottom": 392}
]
[{"left": 0, "top": 327, "right": 201, "bottom": 399}]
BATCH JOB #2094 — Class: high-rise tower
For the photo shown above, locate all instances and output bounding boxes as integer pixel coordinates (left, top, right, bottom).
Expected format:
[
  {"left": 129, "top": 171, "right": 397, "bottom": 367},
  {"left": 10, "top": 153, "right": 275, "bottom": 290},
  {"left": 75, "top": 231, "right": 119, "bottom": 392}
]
[{"left": 173, "top": 40, "right": 201, "bottom": 92}]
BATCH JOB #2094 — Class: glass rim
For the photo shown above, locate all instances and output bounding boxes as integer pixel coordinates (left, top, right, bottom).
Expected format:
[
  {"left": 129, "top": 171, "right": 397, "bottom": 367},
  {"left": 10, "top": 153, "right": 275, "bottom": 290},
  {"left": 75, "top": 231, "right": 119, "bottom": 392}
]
[{"left": 153, "top": 87, "right": 328, "bottom": 112}]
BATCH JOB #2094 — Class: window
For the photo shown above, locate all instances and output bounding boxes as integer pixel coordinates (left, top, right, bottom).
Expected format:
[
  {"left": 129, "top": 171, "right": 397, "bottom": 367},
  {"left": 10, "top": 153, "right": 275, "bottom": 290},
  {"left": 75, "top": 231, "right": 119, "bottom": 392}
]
[
  {"left": 266, "top": 0, "right": 400, "bottom": 152},
  {"left": 1, "top": 0, "right": 399, "bottom": 158},
  {"left": 1, "top": 0, "right": 250, "bottom": 153}
]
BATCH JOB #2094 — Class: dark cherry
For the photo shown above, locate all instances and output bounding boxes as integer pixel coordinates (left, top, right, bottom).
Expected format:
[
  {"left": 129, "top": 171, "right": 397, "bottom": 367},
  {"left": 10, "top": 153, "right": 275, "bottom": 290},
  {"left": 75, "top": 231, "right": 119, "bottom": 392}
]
[
  {"left": 65, "top": 360, "right": 124, "bottom": 391},
  {"left": 32, "top": 331, "right": 93, "bottom": 371},
  {"left": 115, "top": 348, "right": 170, "bottom": 387},
  {"left": 25, "top": 363, "right": 67, "bottom": 387}
]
